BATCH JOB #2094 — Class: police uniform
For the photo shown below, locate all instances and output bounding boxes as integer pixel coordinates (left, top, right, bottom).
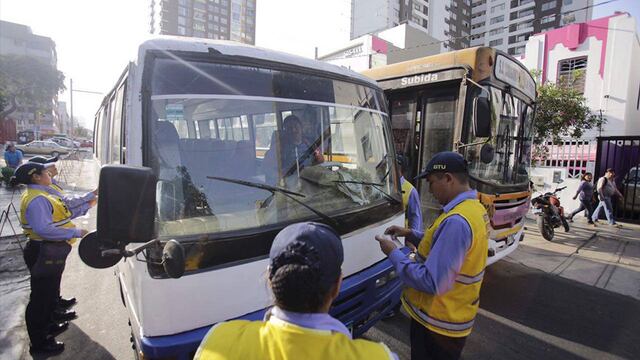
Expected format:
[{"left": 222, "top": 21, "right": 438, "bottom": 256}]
[
  {"left": 401, "top": 176, "right": 423, "bottom": 246},
  {"left": 13, "top": 162, "right": 94, "bottom": 354},
  {"left": 194, "top": 222, "right": 397, "bottom": 360},
  {"left": 388, "top": 152, "right": 489, "bottom": 360}
]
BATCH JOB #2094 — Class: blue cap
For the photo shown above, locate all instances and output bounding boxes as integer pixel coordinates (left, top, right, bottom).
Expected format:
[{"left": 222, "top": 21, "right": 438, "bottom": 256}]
[
  {"left": 415, "top": 151, "right": 468, "bottom": 180},
  {"left": 270, "top": 222, "right": 343, "bottom": 287},
  {"left": 12, "top": 162, "right": 55, "bottom": 185}
]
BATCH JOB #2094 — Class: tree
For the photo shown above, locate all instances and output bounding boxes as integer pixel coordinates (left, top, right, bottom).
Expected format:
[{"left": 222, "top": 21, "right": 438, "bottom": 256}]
[
  {"left": 531, "top": 69, "right": 605, "bottom": 160},
  {"left": 0, "top": 55, "right": 65, "bottom": 120}
]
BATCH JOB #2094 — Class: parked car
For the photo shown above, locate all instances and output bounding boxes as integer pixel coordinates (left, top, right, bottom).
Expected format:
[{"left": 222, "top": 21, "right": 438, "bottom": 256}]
[
  {"left": 619, "top": 166, "right": 640, "bottom": 212},
  {"left": 79, "top": 139, "right": 93, "bottom": 148},
  {"left": 15, "top": 141, "right": 71, "bottom": 157},
  {"left": 50, "top": 137, "right": 80, "bottom": 148}
]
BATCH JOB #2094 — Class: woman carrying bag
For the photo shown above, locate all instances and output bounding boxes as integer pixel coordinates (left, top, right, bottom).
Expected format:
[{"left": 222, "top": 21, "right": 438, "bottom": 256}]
[{"left": 10, "top": 162, "right": 96, "bottom": 355}]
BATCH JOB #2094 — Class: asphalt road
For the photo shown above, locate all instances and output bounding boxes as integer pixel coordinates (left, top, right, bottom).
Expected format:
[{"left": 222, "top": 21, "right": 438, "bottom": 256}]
[{"left": 28, "top": 255, "right": 640, "bottom": 360}]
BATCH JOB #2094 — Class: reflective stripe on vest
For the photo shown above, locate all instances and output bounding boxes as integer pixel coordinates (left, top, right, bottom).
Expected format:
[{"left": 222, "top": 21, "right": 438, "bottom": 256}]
[
  {"left": 20, "top": 188, "right": 76, "bottom": 241},
  {"left": 194, "top": 318, "right": 393, "bottom": 360},
  {"left": 401, "top": 179, "right": 415, "bottom": 228},
  {"left": 402, "top": 198, "right": 489, "bottom": 338}
]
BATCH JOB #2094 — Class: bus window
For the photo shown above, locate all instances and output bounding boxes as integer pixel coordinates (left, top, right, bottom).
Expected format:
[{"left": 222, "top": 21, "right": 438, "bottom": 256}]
[
  {"left": 418, "top": 88, "right": 458, "bottom": 225},
  {"left": 389, "top": 96, "right": 418, "bottom": 177},
  {"left": 110, "top": 83, "right": 126, "bottom": 164}
]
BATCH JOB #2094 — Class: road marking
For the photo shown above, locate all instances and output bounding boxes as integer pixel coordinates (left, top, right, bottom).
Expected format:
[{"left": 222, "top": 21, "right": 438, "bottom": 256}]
[{"left": 478, "top": 309, "right": 626, "bottom": 360}]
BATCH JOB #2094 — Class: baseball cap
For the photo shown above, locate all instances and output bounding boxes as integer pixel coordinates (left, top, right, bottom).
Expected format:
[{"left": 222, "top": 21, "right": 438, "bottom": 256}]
[
  {"left": 415, "top": 151, "right": 468, "bottom": 180},
  {"left": 269, "top": 222, "right": 343, "bottom": 287},
  {"left": 12, "top": 162, "right": 55, "bottom": 185},
  {"left": 29, "top": 155, "right": 59, "bottom": 164}
]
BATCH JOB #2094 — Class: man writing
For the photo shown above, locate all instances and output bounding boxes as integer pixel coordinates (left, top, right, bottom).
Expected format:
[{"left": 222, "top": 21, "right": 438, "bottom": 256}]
[{"left": 375, "top": 151, "right": 489, "bottom": 360}]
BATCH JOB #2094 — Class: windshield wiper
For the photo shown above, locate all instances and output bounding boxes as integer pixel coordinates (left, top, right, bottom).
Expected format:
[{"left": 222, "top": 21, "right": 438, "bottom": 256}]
[
  {"left": 332, "top": 180, "right": 401, "bottom": 205},
  {"left": 207, "top": 176, "right": 339, "bottom": 228}
]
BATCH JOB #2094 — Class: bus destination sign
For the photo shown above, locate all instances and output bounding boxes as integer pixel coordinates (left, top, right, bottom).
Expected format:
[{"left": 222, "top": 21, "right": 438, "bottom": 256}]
[{"left": 494, "top": 54, "right": 536, "bottom": 100}]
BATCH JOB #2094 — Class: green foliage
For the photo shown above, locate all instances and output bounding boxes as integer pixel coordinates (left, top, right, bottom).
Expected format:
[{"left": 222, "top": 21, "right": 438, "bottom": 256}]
[
  {"left": 0, "top": 55, "right": 65, "bottom": 118},
  {"left": 530, "top": 69, "right": 605, "bottom": 161}
]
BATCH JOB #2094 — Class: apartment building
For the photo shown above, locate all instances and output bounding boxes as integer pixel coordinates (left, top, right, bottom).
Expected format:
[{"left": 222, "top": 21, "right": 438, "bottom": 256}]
[
  {"left": 351, "top": 0, "right": 472, "bottom": 50},
  {"left": 0, "top": 20, "right": 59, "bottom": 135},
  {"left": 150, "top": 0, "right": 256, "bottom": 44},
  {"left": 470, "top": 0, "right": 592, "bottom": 56}
]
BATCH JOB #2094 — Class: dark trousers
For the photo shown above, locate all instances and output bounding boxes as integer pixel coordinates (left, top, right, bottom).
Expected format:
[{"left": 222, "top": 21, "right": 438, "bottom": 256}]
[
  {"left": 410, "top": 319, "right": 467, "bottom": 360},
  {"left": 23, "top": 241, "right": 60, "bottom": 347},
  {"left": 569, "top": 199, "right": 594, "bottom": 223}
]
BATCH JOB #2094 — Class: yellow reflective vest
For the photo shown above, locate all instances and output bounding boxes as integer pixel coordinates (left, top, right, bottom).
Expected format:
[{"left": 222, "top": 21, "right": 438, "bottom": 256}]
[
  {"left": 20, "top": 188, "right": 77, "bottom": 242},
  {"left": 402, "top": 198, "right": 489, "bottom": 338},
  {"left": 194, "top": 318, "right": 393, "bottom": 360},
  {"left": 401, "top": 178, "right": 416, "bottom": 228}
]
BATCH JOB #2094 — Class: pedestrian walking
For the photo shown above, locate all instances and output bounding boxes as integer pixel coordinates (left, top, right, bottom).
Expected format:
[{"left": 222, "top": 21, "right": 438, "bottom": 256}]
[
  {"left": 376, "top": 151, "right": 489, "bottom": 360},
  {"left": 567, "top": 172, "right": 595, "bottom": 225},
  {"left": 194, "top": 222, "right": 398, "bottom": 360},
  {"left": 398, "top": 155, "right": 423, "bottom": 247},
  {"left": 10, "top": 162, "right": 96, "bottom": 355},
  {"left": 591, "top": 168, "right": 623, "bottom": 226}
]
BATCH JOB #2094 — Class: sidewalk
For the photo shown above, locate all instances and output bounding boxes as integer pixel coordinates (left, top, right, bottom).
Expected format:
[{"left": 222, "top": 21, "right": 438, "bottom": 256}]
[
  {"left": 507, "top": 214, "right": 640, "bottom": 300},
  {"left": 0, "top": 156, "right": 98, "bottom": 360}
]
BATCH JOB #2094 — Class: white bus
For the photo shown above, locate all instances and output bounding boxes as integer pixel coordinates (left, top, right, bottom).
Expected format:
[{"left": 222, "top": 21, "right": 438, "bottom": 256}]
[{"left": 81, "top": 37, "right": 404, "bottom": 359}]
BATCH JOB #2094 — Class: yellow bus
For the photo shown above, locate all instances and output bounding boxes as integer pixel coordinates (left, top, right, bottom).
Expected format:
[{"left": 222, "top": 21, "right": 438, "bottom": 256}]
[{"left": 363, "top": 47, "right": 536, "bottom": 264}]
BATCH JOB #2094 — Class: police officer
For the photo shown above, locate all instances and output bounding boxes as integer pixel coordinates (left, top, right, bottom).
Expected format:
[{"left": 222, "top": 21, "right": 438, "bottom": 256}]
[
  {"left": 28, "top": 155, "right": 97, "bottom": 320},
  {"left": 397, "top": 155, "right": 423, "bottom": 247},
  {"left": 376, "top": 152, "right": 489, "bottom": 360},
  {"left": 11, "top": 162, "right": 95, "bottom": 355},
  {"left": 195, "top": 222, "right": 398, "bottom": 360}
]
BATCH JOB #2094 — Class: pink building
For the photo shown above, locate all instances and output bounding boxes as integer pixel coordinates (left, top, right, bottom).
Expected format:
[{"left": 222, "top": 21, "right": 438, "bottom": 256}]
[{"left": 520, "top": 12, "right": 640, "bottom": 138}]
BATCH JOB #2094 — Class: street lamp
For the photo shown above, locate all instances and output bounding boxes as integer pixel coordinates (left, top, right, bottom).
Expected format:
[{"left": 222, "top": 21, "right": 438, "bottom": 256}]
[{"left": 69, "top": 78, "right": 102, "bottom": 137}]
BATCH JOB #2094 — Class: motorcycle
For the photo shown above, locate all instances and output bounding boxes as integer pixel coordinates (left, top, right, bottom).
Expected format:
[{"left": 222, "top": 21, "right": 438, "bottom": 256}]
[{"left": 531, "top": 185, "right": 570, "bottom": 241}]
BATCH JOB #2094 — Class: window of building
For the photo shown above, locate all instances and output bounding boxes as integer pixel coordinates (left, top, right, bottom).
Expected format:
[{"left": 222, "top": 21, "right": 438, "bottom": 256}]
[
  {"left": 563, "top": 0, "right": 573, "bottom": 5},
  {"left": 178, "top": 6, "right": 187, "bottom": 16},
  {"left": 491, "top": 4, "right": 505, "bottom": 13},
  {"left": 509, "top": 45, "right": 525, "bottom": 55},
  {"left": 520, "top": 8, "right": 534, "bottom": 17},
  {"left": 451, "top": 24, "right": 457, "bottom": 32},
  {"left": 178, "top": 26, "right": 186, "bottom": 35},
  {"left": 558, "top": 57, "right": 587, "bottom": 93},
  {"left": 490, "top": 15, "right": 504, "bottom": 24},
  {"left": 489, "top": 38, "right": 503, "bottom": 46},
  {"left": 451, "top": 13, "right": 457, "bottom": 20},
  {"left": 541, "top": 1, "right": 557, "bottom": 11},
  {"left": 178, "top": 16, "right": 186, "bottom": 26},
  {"left": 193, "top": 22, "right": 206, "bottom": 32},
  {"left": 489, "top": 28, "right": 504, "bottom": 35},
  {"left": 541, "top": 14, "right": 555, "bottom": 24},
  {"left": 516, "top": 21, "right": 530, "bottom": 30}
]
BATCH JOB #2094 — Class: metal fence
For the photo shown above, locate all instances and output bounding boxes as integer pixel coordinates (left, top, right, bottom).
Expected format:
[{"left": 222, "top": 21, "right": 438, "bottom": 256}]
[
  {"left": 594, "top": 136, "right": 640, "bottom": 223},
  {"left": 534, "top": 138, "right": 598, "bottom": 178}
]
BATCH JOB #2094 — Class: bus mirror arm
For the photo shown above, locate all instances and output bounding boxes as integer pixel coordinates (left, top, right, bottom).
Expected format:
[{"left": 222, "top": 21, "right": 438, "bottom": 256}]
[{"left": 98, "top": 238, "right": 186, "bottom": 279}]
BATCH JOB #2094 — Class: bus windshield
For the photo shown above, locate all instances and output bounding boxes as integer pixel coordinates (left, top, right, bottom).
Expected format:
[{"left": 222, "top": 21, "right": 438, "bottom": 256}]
[
  {"left": 466, "top": 85, "right": 533, "bottom": 189},
  {"left": 146, "top": 57, "right": 398, "bottom": 239}
]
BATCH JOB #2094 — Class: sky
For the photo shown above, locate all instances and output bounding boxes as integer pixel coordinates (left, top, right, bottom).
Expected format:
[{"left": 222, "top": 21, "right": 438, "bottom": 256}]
[{"left": 0, "top": 0, "right": 638, "bottom": 129}]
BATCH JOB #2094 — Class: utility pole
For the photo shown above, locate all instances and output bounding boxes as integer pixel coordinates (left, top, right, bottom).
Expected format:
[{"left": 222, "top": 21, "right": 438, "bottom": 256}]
[{"left": 68, "top": 78, "right": 102, "bottom": 138}]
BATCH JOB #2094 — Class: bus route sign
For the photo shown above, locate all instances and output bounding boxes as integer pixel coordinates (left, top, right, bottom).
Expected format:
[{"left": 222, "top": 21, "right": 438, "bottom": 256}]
[{"left": 494, "top": 54, "right": 536, "bottom": 100}]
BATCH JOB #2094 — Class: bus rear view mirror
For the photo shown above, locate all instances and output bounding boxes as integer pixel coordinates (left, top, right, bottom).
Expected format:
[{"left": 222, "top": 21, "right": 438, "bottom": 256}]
[
  {"left": 480, "top": 144, "right": 495, "bottom": 164},
  {"left": 97, "top": 165, "right": 157, "bottom": 246},
  {"left": 474, "top": 97, "right": 492, "bottom": 138},
  {"left": 162, "top": 239, "right": 186, "bottom": 279}
]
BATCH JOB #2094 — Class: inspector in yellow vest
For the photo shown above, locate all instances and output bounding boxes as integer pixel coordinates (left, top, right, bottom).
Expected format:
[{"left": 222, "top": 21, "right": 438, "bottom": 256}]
[
  {"left": 402, "top": 198, "right": 489, "bottom": 338},
  {"left": 20, "top": 188, "right": 77, "bottom": 242},
  {"left": 194, "top": 318, "right": 393, "bottom": 360},
  {"left": 401, "top": 178, "right": 416, "bottom": 228}
]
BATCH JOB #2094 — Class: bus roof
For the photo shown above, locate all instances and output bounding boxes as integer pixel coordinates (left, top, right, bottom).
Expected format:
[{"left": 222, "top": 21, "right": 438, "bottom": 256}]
[
  {"left": 138, "top": 36, "right": 378, "bottom": 87},
  {"left": 362, "top": 47, "right": 484, "bottom": 82}
]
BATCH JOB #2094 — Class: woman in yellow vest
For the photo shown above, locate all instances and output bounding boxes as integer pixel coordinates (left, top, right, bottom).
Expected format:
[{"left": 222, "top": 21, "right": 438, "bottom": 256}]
[
  {"left": 10, "top": 162, "right": 95, "bottom": 355},
  {"left": 376, "top": 152, "right": 489, "bottom": 360},
  {"left": 194, "top": 222, "right": 398, "bottom": 360}
]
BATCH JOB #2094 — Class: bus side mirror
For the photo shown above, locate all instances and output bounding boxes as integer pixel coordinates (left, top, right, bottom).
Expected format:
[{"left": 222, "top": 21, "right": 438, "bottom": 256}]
[
  {"left": 97, "top": 165, "right": 157, "bottom": 246},
  {"left": 474, "top": 97, "right": 492, "bottom": 138}
]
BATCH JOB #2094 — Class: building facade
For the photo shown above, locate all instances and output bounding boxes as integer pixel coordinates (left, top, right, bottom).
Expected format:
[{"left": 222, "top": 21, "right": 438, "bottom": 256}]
[
  {"left": 520, "top": 13, "right": 640, "bottom": 137},
  {"left": 0, "top": 20, "right": 60, "bottom": 136},
  {"left": 150, "top": 0, "right": 256, "bottom": 44},
  {"left": 470, "top": 0, "right": 592, "bottom": 56},
  {"left": 351, "top": 0, "right": 471, "bottom": 50}
]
